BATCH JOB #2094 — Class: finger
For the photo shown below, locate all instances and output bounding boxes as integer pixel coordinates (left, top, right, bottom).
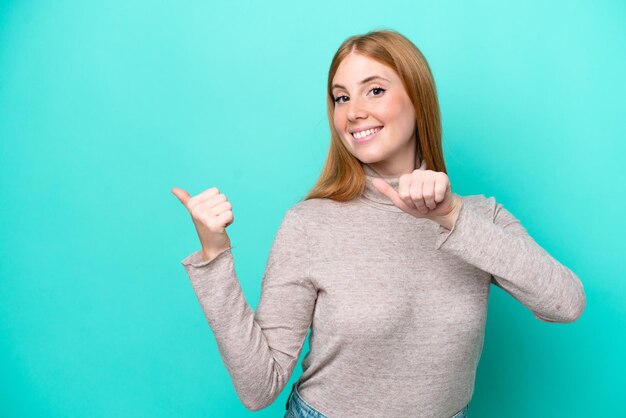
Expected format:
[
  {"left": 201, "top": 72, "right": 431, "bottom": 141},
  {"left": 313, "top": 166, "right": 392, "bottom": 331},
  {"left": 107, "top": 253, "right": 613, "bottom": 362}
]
[
  {"left": 434, "top": 173, "right": 449, "bottom": 203},
  {"left": 422, "top": 177, "right": 436, "bottom": 210},
  {"left": 218, "top": 210, "right": 235, "bottom": 228},
  {"left": 216, "top": 210, "right": 234, "bottom": 229},
  {"left": 209, "top": 200, "right": 232, "bottom": 216},
  {"left": 398, "top": 175, "right": 418, "bottom": 210},
  {"left": 213, "top": 209, "right": 233, "bottom": 232},
  {"left": 371, "top": 178, "right": 416, "bottom": 213},
  {"left": 171, "top": 187, "right": 191, "bottom": 208},
  {"left": 187, "top": 187, "right": 221, "bottom": 210},
  {"left": 193, "top": 193, "right": 227, "bottom": 214},
  {"left": 409, "top": 176, "right": 428, "bottom": 213},
  {"left": 194, "top": 198, "right": 231, "bottom": 231}
]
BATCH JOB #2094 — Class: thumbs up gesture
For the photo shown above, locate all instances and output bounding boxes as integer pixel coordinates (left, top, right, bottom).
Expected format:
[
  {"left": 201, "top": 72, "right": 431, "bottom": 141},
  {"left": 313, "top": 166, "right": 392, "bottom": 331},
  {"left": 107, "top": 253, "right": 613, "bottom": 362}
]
[
  {"left": 171, "top": 186, "right": 233, "bottom": 262},
  {"left": 370, "top": 159, "right": 463, "bottom": 229}
]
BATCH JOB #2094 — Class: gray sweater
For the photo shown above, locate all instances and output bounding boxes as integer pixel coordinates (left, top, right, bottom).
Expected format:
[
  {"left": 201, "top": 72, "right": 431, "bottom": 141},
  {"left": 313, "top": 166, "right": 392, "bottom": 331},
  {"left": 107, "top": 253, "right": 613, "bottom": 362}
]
[{"left": 180, "top": 162, "right": 586, "bottom": 418}]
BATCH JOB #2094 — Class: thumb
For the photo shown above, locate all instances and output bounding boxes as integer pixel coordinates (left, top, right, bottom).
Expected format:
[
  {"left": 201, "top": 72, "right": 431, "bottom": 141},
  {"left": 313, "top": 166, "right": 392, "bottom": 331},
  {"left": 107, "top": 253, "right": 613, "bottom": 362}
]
[
  {"left": 371, "top": 178, "right": 414, "bottom": 213},
  {"left": 171, "top": 187, "right": 191, "bottom": 208}
]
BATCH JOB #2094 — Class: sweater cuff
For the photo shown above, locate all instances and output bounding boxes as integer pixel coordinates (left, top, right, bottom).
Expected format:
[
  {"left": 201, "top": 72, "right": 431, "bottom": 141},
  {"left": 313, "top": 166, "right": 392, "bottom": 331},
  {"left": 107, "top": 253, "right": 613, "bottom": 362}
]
[
  {"left": 435, "top": 201, "right": 485, "bottom": 251},
  {"left": 180, "top": 247, "right": 233, "bottom": 269}
]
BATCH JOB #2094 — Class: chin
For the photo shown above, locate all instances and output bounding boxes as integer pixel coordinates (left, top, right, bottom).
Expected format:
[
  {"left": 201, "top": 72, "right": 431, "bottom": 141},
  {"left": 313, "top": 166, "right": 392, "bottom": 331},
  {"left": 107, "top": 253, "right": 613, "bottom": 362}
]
[
  {"left": 355, "top": 150, "right": 386, "bottom": 165},
  {"left": 357, "top": 157, "right": 379, "bottom": 164}
]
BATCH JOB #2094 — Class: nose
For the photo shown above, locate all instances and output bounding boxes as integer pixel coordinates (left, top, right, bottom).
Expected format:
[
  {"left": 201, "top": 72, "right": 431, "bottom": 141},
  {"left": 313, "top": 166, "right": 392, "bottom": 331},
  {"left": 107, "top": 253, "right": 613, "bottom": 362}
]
[{"left": 347, "top": 96, "right": 368, "bottom": 122}]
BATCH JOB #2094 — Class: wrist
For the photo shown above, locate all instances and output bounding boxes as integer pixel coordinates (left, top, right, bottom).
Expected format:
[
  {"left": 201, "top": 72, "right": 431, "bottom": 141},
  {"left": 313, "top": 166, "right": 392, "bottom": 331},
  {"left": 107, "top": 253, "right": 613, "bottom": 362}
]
[
  {"left": 437, "top": 196, "right": 463, "bottom": 230},
  {"left": 201, "top": 245, "right": 231, "bottom": 262}
]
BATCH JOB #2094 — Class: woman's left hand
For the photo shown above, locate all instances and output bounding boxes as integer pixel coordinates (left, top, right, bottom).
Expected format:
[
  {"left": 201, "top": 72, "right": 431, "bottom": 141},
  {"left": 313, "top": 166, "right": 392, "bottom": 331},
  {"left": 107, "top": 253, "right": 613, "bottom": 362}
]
[{"left": 371, "top": 159, "right": 463, "bottom": 228}]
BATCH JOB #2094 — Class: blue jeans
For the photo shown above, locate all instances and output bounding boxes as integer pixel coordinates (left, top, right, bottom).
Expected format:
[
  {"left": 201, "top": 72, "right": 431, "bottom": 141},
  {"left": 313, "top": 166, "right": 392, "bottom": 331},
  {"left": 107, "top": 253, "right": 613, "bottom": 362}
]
[
  {"left": 284, "top": 383, "right": 328, "bottom": 418},
  {"left": 284, "top": 383, "right": 469, "bottom": 418}
]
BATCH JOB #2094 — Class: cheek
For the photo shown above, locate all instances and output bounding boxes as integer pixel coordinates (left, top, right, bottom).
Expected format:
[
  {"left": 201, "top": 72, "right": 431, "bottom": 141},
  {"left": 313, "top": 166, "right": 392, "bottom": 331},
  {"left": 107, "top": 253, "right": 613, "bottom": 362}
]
[
  {"left": 333, "top": 109, "right": 345, "bottom": 132},
  {"left": 385, "top": 98, "right": 415, "bottom": 133},
  {"left": 400, "top": 110, "right": 416, "bottom": 133}
]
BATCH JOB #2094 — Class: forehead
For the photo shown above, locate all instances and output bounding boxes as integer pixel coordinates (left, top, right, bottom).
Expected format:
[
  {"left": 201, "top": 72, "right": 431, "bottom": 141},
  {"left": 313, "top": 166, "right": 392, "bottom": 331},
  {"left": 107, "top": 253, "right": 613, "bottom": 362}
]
[{"left": 332, "top": 53, "right": 396, "bottom": 85}]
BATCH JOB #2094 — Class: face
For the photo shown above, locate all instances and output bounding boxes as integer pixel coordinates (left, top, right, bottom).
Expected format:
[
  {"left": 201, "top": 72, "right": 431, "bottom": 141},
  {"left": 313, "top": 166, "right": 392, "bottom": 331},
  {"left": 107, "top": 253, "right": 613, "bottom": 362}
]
[{"left": 331, "top": 52, "right": 417, "bottom": 177}]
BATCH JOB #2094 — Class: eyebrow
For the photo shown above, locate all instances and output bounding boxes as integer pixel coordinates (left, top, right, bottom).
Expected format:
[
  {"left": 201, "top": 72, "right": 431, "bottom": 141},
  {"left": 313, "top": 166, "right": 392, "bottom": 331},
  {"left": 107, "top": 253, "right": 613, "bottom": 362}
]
[{"left": 331, "top": 75, "right": 390, "bottom": 91}]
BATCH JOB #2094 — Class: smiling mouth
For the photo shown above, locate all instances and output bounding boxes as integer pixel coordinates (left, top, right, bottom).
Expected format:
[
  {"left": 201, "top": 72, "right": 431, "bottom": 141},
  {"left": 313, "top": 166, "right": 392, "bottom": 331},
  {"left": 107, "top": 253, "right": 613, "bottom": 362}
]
[{"left": 351, "top": 126, "right": 383, "bottom": 143}]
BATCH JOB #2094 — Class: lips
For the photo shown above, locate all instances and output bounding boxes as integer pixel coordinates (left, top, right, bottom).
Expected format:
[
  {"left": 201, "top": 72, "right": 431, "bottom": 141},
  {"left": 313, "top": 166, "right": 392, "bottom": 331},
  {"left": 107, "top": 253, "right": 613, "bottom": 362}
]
[
  {"left": 352, "top": 126, "right": 383, "bottom": 143},
  {"left": 351, "top": 126, "right": 383, "bottom": 136}
]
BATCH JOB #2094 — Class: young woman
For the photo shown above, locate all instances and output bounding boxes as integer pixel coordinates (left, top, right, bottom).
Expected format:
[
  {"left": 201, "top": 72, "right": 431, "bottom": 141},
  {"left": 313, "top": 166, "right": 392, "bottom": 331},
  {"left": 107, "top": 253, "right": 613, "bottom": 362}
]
[{"left": 172, "top": 29, "right": 586, "bottom": 418}]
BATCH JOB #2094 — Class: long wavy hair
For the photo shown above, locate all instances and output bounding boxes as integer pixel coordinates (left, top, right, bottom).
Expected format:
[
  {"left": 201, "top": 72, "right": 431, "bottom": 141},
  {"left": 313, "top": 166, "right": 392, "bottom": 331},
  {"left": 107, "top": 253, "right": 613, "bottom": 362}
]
[{"left": 303, "top": 29, "right": 446, "bottom": 202}]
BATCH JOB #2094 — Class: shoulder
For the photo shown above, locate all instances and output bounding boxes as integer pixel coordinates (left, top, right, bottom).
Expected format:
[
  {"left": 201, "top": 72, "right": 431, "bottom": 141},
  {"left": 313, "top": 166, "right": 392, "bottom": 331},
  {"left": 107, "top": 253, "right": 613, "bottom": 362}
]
[
  {"left": 279, "top": 197, "right": 347, "bottom": 234},
  {"left": 286, "top": 197, "right": 339, "bottom": 219},
  {"left": 269, "top": 199, "right": 336, "bottom": 244}
]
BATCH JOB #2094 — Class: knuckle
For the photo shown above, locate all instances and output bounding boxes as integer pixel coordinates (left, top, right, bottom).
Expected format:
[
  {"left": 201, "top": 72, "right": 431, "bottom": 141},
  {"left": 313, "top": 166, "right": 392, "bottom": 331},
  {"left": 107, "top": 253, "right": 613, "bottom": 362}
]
[{"left": 410, "top": 190, "right": 422, "bottom": 200}]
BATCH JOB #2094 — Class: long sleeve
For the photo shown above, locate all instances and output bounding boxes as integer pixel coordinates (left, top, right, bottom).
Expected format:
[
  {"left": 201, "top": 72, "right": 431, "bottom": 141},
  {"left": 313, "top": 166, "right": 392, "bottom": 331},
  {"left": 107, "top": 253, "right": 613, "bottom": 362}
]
[
  {"left": 435, "top": 195, "right": 586, "bottom": 323},
  {"left": 180, "top": 208, "right": 317, "bottom": 411}
]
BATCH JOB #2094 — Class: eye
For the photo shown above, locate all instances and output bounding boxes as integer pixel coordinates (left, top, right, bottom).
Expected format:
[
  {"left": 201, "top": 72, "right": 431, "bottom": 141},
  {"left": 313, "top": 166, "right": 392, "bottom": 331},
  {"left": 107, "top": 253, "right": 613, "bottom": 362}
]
[
  {"left": 333, "top": 86, "right": 386, "bottom": 104},
  {"left": 370, "top": 86, "right": 386, "bottom": 96}
]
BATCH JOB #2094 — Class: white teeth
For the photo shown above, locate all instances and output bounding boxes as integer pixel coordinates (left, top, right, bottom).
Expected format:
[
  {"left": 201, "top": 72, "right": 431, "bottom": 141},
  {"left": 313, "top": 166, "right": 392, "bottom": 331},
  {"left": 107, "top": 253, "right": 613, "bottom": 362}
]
[{"left": 352, "top": 127, "right": 381, "bottom": 139}]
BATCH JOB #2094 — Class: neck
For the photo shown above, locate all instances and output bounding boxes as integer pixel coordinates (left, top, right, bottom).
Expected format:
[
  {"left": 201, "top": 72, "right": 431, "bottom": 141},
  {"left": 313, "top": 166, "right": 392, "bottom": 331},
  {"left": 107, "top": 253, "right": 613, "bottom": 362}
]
[
  {"left": 359, "top": 162, "right": 403, "bottom": 212},
  {"left": 363, "top": 137, "right": 420, "bottom": 177}
]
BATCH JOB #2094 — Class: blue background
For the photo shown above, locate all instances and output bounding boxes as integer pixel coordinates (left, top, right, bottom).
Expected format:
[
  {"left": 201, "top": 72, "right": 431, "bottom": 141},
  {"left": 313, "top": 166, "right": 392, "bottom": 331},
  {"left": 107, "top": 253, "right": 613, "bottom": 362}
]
[{"left": 1, "top": 1, "right": 624, "bottom": 417}]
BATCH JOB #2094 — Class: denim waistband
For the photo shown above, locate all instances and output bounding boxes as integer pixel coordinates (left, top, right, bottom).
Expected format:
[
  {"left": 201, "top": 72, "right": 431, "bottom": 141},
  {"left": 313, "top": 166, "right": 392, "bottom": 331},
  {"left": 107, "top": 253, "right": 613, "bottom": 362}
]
[
  {"left": 285, "top": 383, "right": 329, "bottom": 418},
  {"left": 286, "top": 383, "right": 469, "bottom": 418}
]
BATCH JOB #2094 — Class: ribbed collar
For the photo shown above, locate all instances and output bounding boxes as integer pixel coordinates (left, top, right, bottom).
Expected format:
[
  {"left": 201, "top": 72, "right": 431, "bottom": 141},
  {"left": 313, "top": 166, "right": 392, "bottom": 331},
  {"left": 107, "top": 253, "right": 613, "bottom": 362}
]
[{"left": 359, "top": 162, "right": 404, "bottom": 212}]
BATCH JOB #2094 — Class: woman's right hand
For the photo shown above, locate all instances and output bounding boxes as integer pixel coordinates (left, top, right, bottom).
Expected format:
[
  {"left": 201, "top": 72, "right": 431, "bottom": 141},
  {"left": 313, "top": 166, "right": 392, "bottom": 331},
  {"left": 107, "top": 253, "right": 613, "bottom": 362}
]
[{"left": 171, "top": 186, "right": 233, "bottom": 262}]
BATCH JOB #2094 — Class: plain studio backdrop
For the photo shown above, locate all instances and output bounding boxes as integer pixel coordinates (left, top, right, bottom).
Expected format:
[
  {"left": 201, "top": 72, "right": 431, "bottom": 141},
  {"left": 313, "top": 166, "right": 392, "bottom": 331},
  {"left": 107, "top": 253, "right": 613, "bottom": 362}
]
[{"left": 1, "top": 1, "right": 624, "bottom": 417}]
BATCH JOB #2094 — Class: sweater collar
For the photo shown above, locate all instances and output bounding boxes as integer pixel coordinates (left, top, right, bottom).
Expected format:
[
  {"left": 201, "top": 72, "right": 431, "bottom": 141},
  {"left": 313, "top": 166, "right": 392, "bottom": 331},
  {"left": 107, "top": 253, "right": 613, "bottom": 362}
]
[{"left": 359, "top": 162, "right": 404, "bottom": 212}]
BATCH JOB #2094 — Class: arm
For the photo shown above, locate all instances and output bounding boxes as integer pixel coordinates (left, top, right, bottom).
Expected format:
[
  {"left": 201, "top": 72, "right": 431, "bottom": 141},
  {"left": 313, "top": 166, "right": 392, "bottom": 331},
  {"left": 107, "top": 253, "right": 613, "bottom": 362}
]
[
  {"left": 180, "top": 208, "right": 317, "bottom": 410},
  {"left": 435, "top": 195, "right": 586, "bottom": 323}
]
